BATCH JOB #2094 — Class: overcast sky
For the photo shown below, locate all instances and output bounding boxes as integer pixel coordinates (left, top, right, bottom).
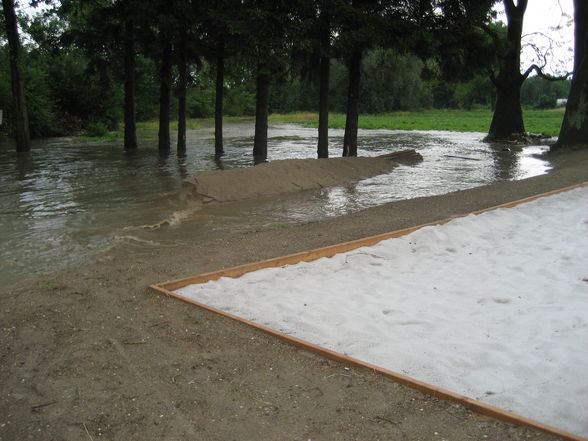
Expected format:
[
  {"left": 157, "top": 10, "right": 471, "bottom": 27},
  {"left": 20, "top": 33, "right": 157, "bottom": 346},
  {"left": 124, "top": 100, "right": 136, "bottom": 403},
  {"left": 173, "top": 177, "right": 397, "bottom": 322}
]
[{"left": 496, "top": 0, "right": 575, "bottom": 75}]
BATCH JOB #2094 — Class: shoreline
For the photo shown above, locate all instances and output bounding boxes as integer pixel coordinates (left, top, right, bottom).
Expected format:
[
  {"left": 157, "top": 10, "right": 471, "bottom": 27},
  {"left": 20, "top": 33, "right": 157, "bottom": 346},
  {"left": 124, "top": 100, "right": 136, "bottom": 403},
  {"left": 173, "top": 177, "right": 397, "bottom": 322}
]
[{"left": 1, "top": 149, "right": 588, "bottom": 441}]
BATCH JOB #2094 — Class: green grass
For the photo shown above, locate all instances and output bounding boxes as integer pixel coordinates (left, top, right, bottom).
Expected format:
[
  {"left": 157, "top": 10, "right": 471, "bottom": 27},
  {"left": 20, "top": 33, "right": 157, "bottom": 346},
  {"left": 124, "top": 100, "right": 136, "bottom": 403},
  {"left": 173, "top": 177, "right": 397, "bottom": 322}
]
[
  {"left": 274, "top": 108, "right": 566, "bottom": 137},
  {"left": 79, "top": 108, "right": 566, "bottom": 141}
]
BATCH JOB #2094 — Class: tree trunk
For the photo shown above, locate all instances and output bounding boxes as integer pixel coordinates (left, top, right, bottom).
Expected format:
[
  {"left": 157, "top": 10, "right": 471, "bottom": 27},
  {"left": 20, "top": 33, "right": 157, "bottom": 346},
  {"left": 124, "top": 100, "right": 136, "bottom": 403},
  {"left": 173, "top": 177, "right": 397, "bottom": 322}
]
[
  {"left": 317, "top": 55, "right": 330, "bottom": 158},
  {"left": 554, "top": 0, "right": 588, "bottom": 149},
  {"left": 343, "top": 50, "right": 361, "bottom": 157},
  {"left": 2, "top": 0, "right": 30, "bottom": 152},
  {"left": 214, "top": 40, "right": 225, "bottom": 157},
  {"left": 573, "top": 0, "right": 587, "bottom": 74},
  {"left": 253, "top": 71, "right": 270, "bottom": 161},
  {"left": 317, "top": 5, "right": 330, "bottom": 159},
  {"left": 158, "top": 40, "right": 172, "bottom": 152},
  {"left": 487, "top": 0, "right": 527, "bottom": 140},
  {"left": 177, "top": 28, "right": 187, "bottom": 154},
  {"left": 123, "top": 17, "right": 137, "bottom": 150},
  {"left": 489, "top": 79, "right": 525, "bottom": 139}
]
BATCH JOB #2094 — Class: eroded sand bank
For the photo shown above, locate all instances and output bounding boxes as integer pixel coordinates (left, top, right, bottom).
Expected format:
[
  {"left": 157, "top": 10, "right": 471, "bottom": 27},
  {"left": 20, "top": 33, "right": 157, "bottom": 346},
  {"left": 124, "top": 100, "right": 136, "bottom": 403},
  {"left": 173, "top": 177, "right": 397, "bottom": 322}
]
[{"left": 183, "top": 156, "right": 408, "bottom": 203}]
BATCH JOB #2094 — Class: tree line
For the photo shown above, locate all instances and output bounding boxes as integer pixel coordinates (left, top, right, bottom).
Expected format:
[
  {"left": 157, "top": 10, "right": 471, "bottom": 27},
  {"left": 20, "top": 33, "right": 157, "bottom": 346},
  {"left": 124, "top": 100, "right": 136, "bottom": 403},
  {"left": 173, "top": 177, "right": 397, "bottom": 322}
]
[{"left": 2, "top": 0, "right": 587, "bottom": 157}]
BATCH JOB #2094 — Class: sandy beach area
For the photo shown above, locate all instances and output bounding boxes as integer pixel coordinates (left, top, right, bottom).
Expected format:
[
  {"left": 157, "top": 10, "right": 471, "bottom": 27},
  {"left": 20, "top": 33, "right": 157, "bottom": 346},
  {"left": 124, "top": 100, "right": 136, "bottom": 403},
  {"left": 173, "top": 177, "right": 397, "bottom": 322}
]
[{"left": 2, "top": 148, "right": 588, "bottom": 441}]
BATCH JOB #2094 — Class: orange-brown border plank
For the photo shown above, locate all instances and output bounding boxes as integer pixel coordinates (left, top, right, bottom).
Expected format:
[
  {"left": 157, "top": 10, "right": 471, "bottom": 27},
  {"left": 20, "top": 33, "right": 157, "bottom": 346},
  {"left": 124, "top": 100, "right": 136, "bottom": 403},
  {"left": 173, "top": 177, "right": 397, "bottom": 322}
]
[{"left": 150, "top": 181, "right": 588, "bottom": 441}]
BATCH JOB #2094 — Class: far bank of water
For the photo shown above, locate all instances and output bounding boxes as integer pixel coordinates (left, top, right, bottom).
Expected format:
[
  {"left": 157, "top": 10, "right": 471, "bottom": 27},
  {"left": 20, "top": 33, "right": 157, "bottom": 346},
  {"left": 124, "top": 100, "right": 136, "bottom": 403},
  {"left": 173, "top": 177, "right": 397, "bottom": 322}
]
[{"left": 0, "top": 123, "right": 551, "bottom": 285}]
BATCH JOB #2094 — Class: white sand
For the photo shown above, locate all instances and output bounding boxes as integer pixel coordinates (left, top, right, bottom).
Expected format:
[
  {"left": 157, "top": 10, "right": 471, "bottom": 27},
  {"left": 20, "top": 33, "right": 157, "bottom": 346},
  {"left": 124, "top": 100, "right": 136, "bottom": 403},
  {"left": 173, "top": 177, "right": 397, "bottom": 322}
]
[{"left": 175, "top": 186, "right": 588, "bottom": 437}]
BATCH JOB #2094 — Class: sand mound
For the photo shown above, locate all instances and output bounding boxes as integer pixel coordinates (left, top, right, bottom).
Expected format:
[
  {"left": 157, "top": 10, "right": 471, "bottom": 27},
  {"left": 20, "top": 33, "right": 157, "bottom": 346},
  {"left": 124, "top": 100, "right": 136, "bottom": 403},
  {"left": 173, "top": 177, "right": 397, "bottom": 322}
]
[{"left": 183, "top": 156, "right": 409, "bottom": 203}]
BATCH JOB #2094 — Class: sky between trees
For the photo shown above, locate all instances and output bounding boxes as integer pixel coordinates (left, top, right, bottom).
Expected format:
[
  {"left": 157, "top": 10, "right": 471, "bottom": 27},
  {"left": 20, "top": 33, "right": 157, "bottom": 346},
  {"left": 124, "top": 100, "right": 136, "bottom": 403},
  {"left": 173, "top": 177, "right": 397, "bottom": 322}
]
[{"left": 496, "top": 0, "right": 573, "bottom": 74}]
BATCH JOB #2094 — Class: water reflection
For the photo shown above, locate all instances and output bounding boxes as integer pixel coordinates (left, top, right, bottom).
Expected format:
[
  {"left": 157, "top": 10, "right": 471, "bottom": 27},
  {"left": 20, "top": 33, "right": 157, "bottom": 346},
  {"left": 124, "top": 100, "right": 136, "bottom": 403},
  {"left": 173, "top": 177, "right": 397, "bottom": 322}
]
[{"left": 0, "top": 124, "right": 552, "bottom": 285}]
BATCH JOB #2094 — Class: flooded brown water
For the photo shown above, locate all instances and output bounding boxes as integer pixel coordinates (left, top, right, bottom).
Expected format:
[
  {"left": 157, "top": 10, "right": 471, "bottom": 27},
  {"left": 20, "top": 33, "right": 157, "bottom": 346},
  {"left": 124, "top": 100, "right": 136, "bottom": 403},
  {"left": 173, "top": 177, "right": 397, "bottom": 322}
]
[{"left": 0, "top": 123, "right": 551, "bottom": 285}]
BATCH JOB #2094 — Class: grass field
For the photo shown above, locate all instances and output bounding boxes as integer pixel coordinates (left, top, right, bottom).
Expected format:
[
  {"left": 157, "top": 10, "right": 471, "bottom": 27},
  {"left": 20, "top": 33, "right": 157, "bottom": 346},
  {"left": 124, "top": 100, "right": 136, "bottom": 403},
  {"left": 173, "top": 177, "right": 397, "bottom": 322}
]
[
  {"left": 270, "top": 108, "right": 566, "bottom": 136},
  {"left": 89, "top": 108, "right": 565, "bottom": 140}
]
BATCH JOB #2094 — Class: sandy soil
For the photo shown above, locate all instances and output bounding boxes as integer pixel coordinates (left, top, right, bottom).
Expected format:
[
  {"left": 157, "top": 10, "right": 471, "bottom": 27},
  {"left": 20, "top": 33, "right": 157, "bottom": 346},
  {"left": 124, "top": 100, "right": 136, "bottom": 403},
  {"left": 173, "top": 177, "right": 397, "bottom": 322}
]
[
  {"left": 1, "top": 149, "right": 588, "bottom": 441},
  {"left": 183, "top": 157, "right": 400, "bottom": 203}
]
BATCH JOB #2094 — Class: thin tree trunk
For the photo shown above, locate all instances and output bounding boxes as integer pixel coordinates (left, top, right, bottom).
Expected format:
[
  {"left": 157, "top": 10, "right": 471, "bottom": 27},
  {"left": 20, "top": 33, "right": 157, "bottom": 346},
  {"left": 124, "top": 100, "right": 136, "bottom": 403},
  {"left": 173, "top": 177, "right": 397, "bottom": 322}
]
[
  {"left": 487, "top": 0, "right": 527, "bottom": 140},
  {"left": 317, "top": 6, "right": 330, "bottom": 159},
  {"left": 253, "top": 71, "right": 270, "bottom": 161},
  {"left": 214, "top": 40, "right": 225, "bottom": 157},
  {"left": 123, "top": 17, "right": 137, "bottom": 150},
  {"left": 177, "top": 28, "right": 188, "bottom": 154},
  {"left": 343, "top": 50, "right": 361, "bottom": 157},
  {"left": 317, "top": 55, "right": 330, "bottom": 158},
  {"left": 2, "top": 0, "right": 30, "bottom": 152},
  {"left": 554, "top": 0, "right": 588, "bottom": 149},
  {"left": 158, "top": 40, "right": 172, "bottom": 152}
]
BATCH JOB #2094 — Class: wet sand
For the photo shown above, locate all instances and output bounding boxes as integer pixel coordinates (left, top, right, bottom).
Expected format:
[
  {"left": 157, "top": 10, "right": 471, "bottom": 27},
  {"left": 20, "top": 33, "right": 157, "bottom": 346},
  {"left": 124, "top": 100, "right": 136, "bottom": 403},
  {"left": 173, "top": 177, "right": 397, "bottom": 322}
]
[{"left": 1, "top": 149, "right": 587, "bottom": 441}]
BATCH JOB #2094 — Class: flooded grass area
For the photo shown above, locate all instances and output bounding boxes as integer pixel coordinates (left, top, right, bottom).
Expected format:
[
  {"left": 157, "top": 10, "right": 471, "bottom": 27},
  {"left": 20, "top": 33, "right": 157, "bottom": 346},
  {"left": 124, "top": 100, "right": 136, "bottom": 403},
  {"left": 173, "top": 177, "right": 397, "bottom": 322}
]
[{"left": 0, "top": 123, "right": 552, "bottom": 285}]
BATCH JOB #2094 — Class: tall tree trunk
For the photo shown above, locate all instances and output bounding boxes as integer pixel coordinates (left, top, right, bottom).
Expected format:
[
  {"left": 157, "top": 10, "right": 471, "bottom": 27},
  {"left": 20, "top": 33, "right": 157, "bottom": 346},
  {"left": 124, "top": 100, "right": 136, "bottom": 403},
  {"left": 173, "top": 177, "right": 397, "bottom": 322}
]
[
  {"left": 177, "top": 28, "right": 188, "bottom": 154},
  {"left": 214, "top": 40, "right": 225, "bottom": 157},
  {"left": 554, "top": 0, "right": 588, "bottom": 149},
  {"left": 317, "top": 55, "right": 330, "bottom": 158},
  {"left": 317, "top": 7, "right": 330, "bottom": 159},
  {"left": 2, "top": 0, "right": 30, "bottom": 152},
  {"left": 343, "top": 50, "right": 361, "bottom": 157},
  {"left": 253, "top": 71, "right": 270, "bottom": 161},
  {"left": 487, "top": 0, "right": 527, "bottom": 140},
  {"left": 573, "top": 0, "right": 587, "bottom": 74},
  {"left": 158, "top": 40, "right": 172, "bottom": 152},
  {"left": 123, "top": 17, "right": 137, "bottom": 150}
]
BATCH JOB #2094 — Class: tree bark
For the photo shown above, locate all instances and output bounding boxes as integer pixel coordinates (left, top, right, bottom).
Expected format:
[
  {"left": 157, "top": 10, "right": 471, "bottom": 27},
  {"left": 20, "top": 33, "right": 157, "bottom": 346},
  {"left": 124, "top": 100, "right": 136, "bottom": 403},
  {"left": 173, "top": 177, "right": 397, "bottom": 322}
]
[
  {"left": 158, "top": 40, "right": 172, "bottom": 152},
  {"left": 573, "top": 0, "right": 587, "bottom": 74},
  {"left": 2, "top": 0, "right": 30, "bottom": 152},
  {"left": 343, "top": 50, "right": 361, "bottom": 157},
  {"left": 253, "top": 71, "right": 270, "bottom": 161},
  {"left": 317, "top": 55, "right": 330, "bottom": 158},
  {"left": 215, "top": 40, "right": 225, "bottom": 157},
  {"left": 177, "top": 27, "right": 188, "bottom": 154},
  {"left": 317, "top": 5, "right": 330, "bottom": 158},
  {"left": 123, "top": 17, "right": 137, "bottom": 150},
  {"left": 554, "top": 0, "right": 588, "bottom": 149},
  {"left": 487, "top": 0, "right": 527, "bottom": 140}
]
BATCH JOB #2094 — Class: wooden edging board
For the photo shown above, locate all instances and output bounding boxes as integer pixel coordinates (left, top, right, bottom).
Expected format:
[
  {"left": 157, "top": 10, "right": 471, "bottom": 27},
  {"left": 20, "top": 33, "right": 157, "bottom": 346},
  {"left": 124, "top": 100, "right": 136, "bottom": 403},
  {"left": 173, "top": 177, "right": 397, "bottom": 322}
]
[{"left": 151, "top": 181, "right": 588, "bottom": 441}]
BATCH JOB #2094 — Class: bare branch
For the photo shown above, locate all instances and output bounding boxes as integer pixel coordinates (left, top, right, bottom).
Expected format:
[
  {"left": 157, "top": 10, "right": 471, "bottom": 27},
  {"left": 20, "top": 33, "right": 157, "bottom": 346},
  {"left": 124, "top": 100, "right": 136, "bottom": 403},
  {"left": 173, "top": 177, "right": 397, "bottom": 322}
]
[{"left": 522, "top": 64, "right": 572, "bottom": 81}]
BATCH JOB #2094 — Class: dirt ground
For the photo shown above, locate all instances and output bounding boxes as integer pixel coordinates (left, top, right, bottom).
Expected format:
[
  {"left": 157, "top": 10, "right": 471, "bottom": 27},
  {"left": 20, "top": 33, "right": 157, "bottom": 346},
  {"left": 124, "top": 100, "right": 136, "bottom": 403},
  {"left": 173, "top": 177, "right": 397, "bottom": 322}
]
[{"left": 1, "top": 149, "right": 587, "bottom": 441}]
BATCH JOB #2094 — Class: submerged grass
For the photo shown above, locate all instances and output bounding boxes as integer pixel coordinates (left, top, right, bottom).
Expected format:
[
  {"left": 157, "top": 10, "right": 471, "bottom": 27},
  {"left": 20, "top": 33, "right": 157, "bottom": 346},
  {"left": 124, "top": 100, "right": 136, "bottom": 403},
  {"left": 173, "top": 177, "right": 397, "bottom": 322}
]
[
  {"left": 80, "top": 108, "right": 565, "bottom": 141},
  {"left": 81, "top": 116, "right": 256, "bottom": 141}
]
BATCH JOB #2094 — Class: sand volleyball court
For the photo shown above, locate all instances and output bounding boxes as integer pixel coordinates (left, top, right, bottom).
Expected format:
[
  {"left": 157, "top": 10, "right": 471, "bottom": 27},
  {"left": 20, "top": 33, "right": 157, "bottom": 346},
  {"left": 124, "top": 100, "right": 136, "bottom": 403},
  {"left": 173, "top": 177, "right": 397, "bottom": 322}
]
[{"left": 158, "top": 185, "right": 588, "bottom": 439}]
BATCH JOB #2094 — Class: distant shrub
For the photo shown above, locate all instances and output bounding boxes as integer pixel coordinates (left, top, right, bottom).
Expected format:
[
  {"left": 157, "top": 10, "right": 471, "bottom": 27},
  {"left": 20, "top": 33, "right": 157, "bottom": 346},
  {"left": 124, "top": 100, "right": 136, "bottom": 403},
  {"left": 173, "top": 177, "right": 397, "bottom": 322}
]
[
  {"left": 536, "top": 95, "right": 556, "bottom": 109},
  {"left": 85, "top": 121, "right": 108, "bottom": 137}
]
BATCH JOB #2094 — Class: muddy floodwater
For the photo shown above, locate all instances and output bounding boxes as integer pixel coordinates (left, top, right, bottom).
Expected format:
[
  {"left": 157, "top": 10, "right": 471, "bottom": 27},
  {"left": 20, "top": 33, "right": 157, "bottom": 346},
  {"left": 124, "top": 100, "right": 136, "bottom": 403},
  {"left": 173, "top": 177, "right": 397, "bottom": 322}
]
[{"left": 0, "top": 123, "right": 552, "bottom": 285}]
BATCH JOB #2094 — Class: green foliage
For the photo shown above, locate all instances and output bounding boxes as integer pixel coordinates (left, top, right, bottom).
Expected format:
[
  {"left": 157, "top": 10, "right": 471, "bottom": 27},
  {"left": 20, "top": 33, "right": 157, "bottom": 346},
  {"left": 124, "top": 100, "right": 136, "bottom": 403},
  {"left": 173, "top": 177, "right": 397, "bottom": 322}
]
[
  {"left": 0, "top": 1, "right": 573, "bottom": 142},
  {"left": 521, "top": 76, "right": 571, "bottom": 108},
  {"left": 327, "top": 49, "right": 432, "bottom": 113},
  {"left": 536, "top": 94, "right": 556, "bottom": 109},
  {"left": 85, "top": 121, "right": 109, "bottom": 137},
  {"left": 359, "top": 49, "right": 428, "bottom": 112},
  {"left": 0, "top": 45, "right": 54, "bottom": 137},
  {"left": 454, "top": 76, "right": 494, "bottom": 110},
  {"left": 225, "top": 87, "right": 256, "bottom": 116},
  {"left": 186, "top": 87, "right": 214, "bottom": 118}
]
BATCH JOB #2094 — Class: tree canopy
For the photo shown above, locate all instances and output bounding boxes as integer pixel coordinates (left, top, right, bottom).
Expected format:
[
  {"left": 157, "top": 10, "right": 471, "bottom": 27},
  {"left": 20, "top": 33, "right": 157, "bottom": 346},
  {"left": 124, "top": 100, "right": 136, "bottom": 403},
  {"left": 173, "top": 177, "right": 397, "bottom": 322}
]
[{"left": 1, "top": 0, "right": 583, "bottom": 154}]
